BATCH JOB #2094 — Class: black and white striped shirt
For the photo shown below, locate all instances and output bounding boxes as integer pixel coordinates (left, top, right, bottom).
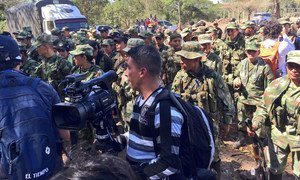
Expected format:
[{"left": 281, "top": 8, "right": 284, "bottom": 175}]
[{"left": 126, "top": 87, "right": 184, "bottom": 179}]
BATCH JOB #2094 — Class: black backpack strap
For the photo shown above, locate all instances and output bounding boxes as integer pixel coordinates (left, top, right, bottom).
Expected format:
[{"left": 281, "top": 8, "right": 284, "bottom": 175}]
[
  {"left": 169, "top": 93, "right": 199, "bottom": 179},
  {"left": 148, "top": 89, "right": 173, "bottom": 157}
]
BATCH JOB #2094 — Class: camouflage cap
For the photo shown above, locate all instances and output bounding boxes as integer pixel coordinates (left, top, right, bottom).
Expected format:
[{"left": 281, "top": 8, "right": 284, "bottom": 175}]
[
  {"left": 164, "top": 29, "right": 172, "bottom": 37},
  {"left": 198, "top": 34, "right": 212, "bottom": 44},
  {"left": 226, "top": 22, "right": 238, "bottom": 29},
  {"left": 245, "top": 40, "right": 260, "bottom": 51},
  {"left": 206, "top": 27, "right": 217, "bottom": 33},
  {"left": 175, "top": 41, "right": 204, "bottom": 59},
  {"left": 279, "top": 17, "right": 292, "bottom": 25},
  {"left": 241, "top": 21, "right": 256, "bottom": 29},
  {"left": 77, "top": 30, "right": 87, "bottom": 38},
  {"left": 127, "top": 27, "right": 138, "bottom": 35},
  {"left": 51, "top": 28, "right": 61, "bottom": 36},
  {"left": 181, "top": 28, "right": 191, "bottom": 38},
  {"left": 102, "top": 38, "right": 114, "bottom": 46},
  {"left": 138, "top": 31, "right": 153, "bottom": 39},
  {"left": 16, "top": 30, "right": 29, "bottom": 39},
  {"left": 123, "top": 38, "right": 145, "bottom": 52},
  {"left": 70, "top": 44, "right": 94, "bottom": 56},
  {"left": 32, "top": 33, "right": 53, "bottom": 47},
  {"left": 287, "top": 50, "right": 300, "bottom": 65}
]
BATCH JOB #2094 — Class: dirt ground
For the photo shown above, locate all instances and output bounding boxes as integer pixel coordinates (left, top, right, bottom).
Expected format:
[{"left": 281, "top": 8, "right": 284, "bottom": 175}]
[{"left": 219, "top": 124, "right": 294, "bottom": 180}]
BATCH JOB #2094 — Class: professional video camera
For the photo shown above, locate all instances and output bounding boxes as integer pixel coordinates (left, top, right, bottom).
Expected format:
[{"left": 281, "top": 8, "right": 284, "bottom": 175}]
[{"left": 52, "top": 70, "right": 118, "bottom": 141}]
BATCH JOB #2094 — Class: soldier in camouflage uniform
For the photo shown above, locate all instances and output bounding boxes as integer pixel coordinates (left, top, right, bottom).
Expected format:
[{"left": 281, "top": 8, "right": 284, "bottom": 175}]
[
  {"left": 20, "top": 44, "right": 39, "bottom": 76},
  {"left": 219, "top": 22, "right": 246, "bottom": 102},
  {"left": 241, "top": 21, "right": 259, "bottom": 42},
  {"left": 33, "top": 33, "right": 72, "bottom": 100},
  {"left": 16, "top": 30, "right": 33, "bottom": 50},
  {"left": 138, "top": 31, "right": 154, "bottom": 46},
  {"left": 198, "top": 34, "right": 223, "bottom": 75},
  {"left": 250, "top": 50, "right": 300, "bottom": 179},
  {"left": 154, "top": 32, "right": 169, "bottom": 53},
  {"left": 161, "top": 33, "right": 182, "bottom": 89},
  {"left": 232, "top": 40, "right": 274, "bottom": 179},
  {"left": 102, "top": 39, "right": 116, "bottom": 59},
  {"left": 112, "top": 38, "right": 144, "bottom": 132},
  {"left": 69, "top": 44, "right": 104, "bottom": 143},
  {"left": 172, "top": 41, "right": 235, "bottom": 179},
  {"left": 206, "top": 27, "right": 224, "bottom": 56},
  {"left": 233, "top": 40, "right": 274, "bottom": 147}
]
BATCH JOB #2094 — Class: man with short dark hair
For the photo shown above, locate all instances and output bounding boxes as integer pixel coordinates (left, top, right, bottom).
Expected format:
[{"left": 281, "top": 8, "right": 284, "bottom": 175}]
[{"left": 125, "top": 45, "right": 184, "bottom": 179}]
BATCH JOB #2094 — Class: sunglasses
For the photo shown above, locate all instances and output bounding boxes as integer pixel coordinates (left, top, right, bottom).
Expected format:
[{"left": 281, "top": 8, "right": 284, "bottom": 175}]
[
  {"left": 57, "top": 49, "right": 66, "bottom": 52},
  {"left": 246, "top": 50, "right": 258, "bottom": 54}
]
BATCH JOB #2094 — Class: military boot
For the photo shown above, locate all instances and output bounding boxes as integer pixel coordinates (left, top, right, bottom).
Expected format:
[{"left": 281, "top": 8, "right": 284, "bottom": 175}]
[
  {"left": 233, "top": 131, "right": 246, "bottom": 149},
  {"left": 268, "top": 171, "right": 282, "bottom": 180}
]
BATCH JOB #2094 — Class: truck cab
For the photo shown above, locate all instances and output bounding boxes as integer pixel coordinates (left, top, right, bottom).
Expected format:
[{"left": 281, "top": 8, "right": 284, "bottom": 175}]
[{"left": 41, "top": 3, "right": 88, "bottom": 34}]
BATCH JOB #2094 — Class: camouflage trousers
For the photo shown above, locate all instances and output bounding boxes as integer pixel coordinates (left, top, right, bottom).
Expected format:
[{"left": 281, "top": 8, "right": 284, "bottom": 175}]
[
  {"left": 237, "top": 102, "right": 256, "bottom": 131},
  {"left": 266, "top": 125, "right": 300, "bottom": 177},
  {"left": 116, "top": 99, "right": 135, "bottom": 133},
  {"left": 213, "top": 120, "right": 220, "bottom": 162}
]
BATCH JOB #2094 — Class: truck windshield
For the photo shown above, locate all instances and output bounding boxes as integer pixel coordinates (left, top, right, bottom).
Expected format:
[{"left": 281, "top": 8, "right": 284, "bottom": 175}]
[{"left": 55, "top": 18, "right": 89, "bottom": 31}]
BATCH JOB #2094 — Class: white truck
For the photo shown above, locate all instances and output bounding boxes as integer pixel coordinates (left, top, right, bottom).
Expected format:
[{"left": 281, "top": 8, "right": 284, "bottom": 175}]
[{"left": 5, "top": 0, "right": 88, "bottom": 36}]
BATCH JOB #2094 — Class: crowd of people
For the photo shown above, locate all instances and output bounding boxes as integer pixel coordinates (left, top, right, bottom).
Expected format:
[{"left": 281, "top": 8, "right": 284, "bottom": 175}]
[{"left": 0, "top": 15, "right": 300, "bottom": 180}]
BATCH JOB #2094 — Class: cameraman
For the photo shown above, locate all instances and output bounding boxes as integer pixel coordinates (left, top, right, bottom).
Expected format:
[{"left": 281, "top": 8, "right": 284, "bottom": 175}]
[
  {"left": 0, "top": 35, "right": 69, "bottom": 178},
  {"left": 123, "top": 45, "right": 184, "bottom": 179}
]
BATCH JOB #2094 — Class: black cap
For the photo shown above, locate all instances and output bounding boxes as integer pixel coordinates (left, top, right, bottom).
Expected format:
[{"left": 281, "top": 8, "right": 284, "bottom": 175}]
[
  {"left": 114, "top": 36, "right": 128, "bottom": 43},
  {"left": 62, "top": 26, "right": 70, "bottom": 32},
  {"left": 54, "top": 41, "right": 70, "bottom": 51},
  {"left": 98, "top": 26, "right": 109, "bottom": 32}
]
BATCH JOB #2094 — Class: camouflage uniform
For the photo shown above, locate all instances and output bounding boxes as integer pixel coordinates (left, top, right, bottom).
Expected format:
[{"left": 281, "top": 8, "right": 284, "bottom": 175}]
[
  {"left": 203, "top": 52, "right": 223, "bottom": 75},
  {"left": 206, "top": 27, "right": 224, "bottom": 56},
  {"left": 219, "top": 23, "right": 246, "bottom": 90},
  {"left": 112, "top": 38, "right": 144, "bottom": 132},
  {"left": 234, "top": 41, "right": 274, "bottom": 132},
  {"left": 172, "top": 42, "right": 235, "bottom": 167},
  {"left": 161, "top": 48, "right": 181, "bottom": 89},
  {"left": 69, "top": 44, "right": 104, "bottom": 142},
  {"left": 252, "top": 50, "right": 300, "bottom": 178},
  {"left": 33, "top": 34, "right": 72, "bottom": 100},
  {"left": 21, "top": 58, "right": 39, "bottom": 76},
  {"left": 198, "top": 34, "right": 223, "bottom": 75}
]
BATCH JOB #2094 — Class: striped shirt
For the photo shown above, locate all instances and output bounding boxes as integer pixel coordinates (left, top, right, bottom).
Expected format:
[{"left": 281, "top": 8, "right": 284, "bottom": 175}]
[{"left": 126, "top": 87, "right": 184, "bottom": 179}]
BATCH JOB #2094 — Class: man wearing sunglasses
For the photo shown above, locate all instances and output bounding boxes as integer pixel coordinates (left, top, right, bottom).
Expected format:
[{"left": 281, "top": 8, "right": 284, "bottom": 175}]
[{"left": 249, "top": 50, "right": 300, "bottom": 180}]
